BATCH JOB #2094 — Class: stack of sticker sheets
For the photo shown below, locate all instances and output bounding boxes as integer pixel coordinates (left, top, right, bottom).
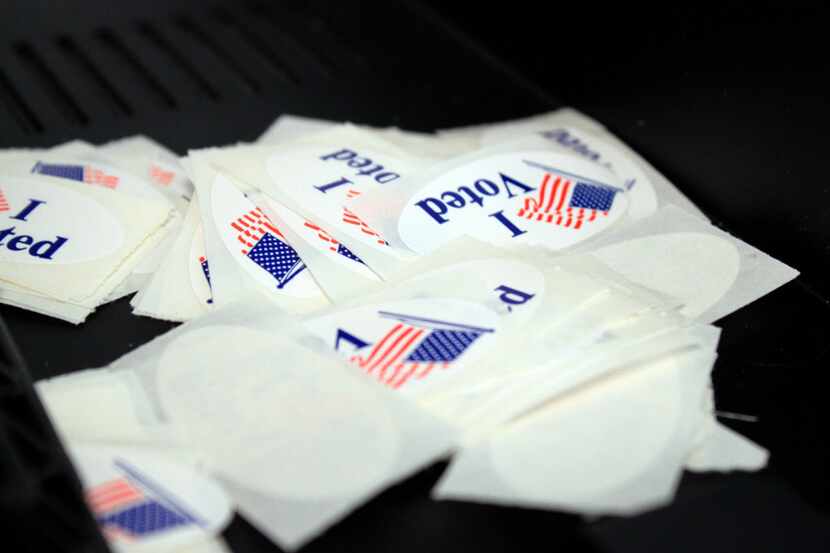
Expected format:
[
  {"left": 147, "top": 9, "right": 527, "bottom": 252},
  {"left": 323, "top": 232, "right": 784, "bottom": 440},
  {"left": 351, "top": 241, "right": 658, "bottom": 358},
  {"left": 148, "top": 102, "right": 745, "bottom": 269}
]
[{"left": 3, "top": 108, "right": 798, "bottom": 553}]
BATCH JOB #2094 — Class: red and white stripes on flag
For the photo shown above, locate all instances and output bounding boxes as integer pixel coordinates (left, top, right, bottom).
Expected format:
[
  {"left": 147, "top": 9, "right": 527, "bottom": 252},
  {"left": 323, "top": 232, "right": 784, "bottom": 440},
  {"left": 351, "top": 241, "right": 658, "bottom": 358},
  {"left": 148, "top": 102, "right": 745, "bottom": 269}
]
[
  {"left": 149, "top": 164, "right": 175, "bottom": 186},
  {"left": 83, "top": 167, "right": 119, "bottom": 189},
  {"left": 230, "top": 207, "right": 284, "bottom": 255},
  {"left": 304, "top": 220, "right": 342, "bottom": 253},
  {"left": 342, "top": 207, "right": 388, "bottom": 246},
  {"left": 349, "top": 323, "right": 442, "bottom": 389},
  {"left": 0, "top": 187, "right": 9, "bottom": 212},
  {"left": 517, "top": 173, "right": 607, "bottom": 230},
  {"left": 86, "top": 478, "right": 144, "bottom": 514}
]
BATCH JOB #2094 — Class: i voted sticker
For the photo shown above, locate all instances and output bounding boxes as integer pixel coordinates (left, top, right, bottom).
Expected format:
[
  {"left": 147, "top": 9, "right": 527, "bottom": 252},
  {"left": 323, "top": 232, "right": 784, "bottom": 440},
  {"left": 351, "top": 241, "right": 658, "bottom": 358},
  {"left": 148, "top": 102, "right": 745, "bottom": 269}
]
[
  {"left": 305, "top": 299, "right": 500, "bottom": 393},
  {"left": 265, "top": 143, "right": 416, "bottom": 252},
  {"left": 398, "top": 151, "right": 628, "bottom": 253},
  {"left": 210, "top": 175, "right": 320, "bottom": 299},
  {"left": 0, "top": 178, "right": 124, "bottom": 264},
  {"left": 70, "top": 444, "right": 232, "bottom": 553}
]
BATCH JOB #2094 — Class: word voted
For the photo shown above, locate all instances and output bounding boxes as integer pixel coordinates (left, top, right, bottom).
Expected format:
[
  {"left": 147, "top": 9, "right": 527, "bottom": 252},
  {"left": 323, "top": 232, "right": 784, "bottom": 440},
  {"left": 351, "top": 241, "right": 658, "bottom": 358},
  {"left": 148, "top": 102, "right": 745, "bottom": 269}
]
[
  {"left": 314, "top": 148, "right": 402, "bottom": 194},
  {"left": 1, "top": 199, "right": 68, "bottom": 259},
  {"left": 413, "top": 171, "right": 535, "bottom": 239}
]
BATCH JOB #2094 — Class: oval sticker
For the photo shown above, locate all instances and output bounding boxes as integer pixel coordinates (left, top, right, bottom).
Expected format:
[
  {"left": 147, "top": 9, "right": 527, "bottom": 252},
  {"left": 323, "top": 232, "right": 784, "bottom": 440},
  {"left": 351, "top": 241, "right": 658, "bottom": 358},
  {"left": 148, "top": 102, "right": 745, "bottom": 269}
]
[
  {"left": 69, "top": 443, "right": 232, "bottom": 553},
  {"left": 591, "top": 232, "right": 740, "bottom": 319},
  {"left": 157, "top": 325, "right": 401, "bottom": 500},
  {"left": 305, "top": 298, "right": 501, "bottom": 393},
  {"left": 0, "top": 177, "right": 124, "bottom": 265},
  {"left": 209, "top": 175, "right": 322, "bottom": 299},
  {"left": 398, "top": 150, "right": 628, "bottom": 253}
]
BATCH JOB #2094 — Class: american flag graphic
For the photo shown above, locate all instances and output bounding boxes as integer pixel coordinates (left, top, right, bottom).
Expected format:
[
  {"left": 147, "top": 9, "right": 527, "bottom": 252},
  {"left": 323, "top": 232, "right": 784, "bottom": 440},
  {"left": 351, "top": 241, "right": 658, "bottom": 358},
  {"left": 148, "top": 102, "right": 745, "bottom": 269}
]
[
  {"left": 303, "top": 221, "right": 365, "bottom": 264},
  {"left": 231, "top": 207, "right": 306, "bottom": 289},
  {"left": 349, "top": 312, "right": 494, "bottom": 390},
  {"left": 199, "top": 256, "right": 214, "bottom": 304},
  {"left": 149, "top": 163, "right": 176, "bottom": 186},
  {"left": 516, "top": 172, "right": 619, "bottom": 230},
  {"left": 32, "top": 161, "right": 120, "bottom": 189},
  {"left": 342, "top": 207, "right": 388, "bottom": 246},
  {"left": 0, "top": 186, "right": 10, "bottom": 212},
  {"left": 85, "top": 462, "right": 198, "bottom": 543}
]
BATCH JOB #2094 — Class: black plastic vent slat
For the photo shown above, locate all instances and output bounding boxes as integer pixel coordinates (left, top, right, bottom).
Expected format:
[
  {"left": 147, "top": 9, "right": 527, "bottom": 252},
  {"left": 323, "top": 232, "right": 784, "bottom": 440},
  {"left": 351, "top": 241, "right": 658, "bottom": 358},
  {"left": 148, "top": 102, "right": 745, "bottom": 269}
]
[
  {"left": 55, "top": 36, "right": 134, "bottom": 117},
  {"left": 91, "top": 28, "right": 177, "bottom": 110},
  {"left": 0, "top": 50, "right": 68, "bottom": 132},
  {"left": 0, "top": 68, "right": 43, "bottom": 133},
  {"left": 246, "top": 15, "right": 335, "bottom": 83},
  {"left": 136, "top": 21, "right": 221, "bottom": 101},
  {"left": 209, "top": 9, "right": 302, "bottom": 87},
  {"left": 116, "top": 25, "right": 210, "bottom": 107},
  {"left": 13, "top": 43, "right": 89, "bottom": 127},
  {"left": 173, "top": 16, "right": 261, "bottom": 94},
  {"left": 149, "top": 20, "right": 252, "bottom": 100},
  {"left": 247, "top": 5, "right": 341, "bottom": 76},
  {"left": 301, "top": 9, "right": 372, "bottom": 71}
]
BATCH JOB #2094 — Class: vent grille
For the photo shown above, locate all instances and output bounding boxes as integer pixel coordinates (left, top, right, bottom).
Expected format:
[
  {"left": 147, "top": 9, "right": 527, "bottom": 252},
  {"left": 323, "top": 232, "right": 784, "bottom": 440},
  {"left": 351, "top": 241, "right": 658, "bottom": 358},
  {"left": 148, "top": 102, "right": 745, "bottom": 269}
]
[{"left": 0, "top": 4, "right": 364, "bottom": 138}]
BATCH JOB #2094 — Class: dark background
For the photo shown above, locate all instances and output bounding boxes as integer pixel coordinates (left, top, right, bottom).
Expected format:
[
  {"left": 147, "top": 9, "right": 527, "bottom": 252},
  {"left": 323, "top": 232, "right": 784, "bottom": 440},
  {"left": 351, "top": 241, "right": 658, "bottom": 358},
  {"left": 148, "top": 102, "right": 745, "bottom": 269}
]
[{"left": 1, "top": 2, "right": 828, "bottom": 552}]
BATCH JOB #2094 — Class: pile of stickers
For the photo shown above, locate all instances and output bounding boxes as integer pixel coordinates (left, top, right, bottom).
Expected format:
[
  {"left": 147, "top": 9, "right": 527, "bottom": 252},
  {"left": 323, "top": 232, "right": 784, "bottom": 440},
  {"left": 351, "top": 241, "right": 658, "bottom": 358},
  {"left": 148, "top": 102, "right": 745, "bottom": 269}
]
[{"left": 4, "top": 108, "right": 798, "bottom": 553}]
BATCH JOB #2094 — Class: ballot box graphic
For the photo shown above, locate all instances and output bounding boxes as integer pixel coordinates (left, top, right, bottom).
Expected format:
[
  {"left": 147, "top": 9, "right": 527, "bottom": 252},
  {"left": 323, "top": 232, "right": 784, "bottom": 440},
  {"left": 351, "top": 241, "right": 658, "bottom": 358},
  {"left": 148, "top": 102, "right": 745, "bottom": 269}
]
[
  {"left": 231, "top": 207, "right": 307, "bottom": 290},
  {"left": 349, "top": 311, "right": 495, "bottom": 389},
  {"left": 31, "top": 161, "right": 120, "bottom": 189},
  {"left": 517, "top": 162, "right": 621, "bottom": 229}
]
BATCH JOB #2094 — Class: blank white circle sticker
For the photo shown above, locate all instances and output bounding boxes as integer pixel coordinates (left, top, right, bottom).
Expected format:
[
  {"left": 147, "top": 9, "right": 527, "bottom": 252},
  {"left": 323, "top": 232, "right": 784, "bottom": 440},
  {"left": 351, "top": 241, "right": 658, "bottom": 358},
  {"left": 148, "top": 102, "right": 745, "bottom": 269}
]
[
  {"left": 489, "top": 355, "right": 685, "bottom": 501},
  {"left": 157, "top": 325, "right": 400, "bottom": 500},
  {"left": 591, "top": 232, "right": 740, "bottom": 318}
]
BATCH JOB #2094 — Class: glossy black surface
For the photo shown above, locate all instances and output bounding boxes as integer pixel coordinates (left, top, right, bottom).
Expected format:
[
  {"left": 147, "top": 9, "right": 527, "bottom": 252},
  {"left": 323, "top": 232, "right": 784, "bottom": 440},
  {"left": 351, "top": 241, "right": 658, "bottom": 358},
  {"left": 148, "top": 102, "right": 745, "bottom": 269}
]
[{"left": 1, "top": 2, "right": 828, "bottom": 552}]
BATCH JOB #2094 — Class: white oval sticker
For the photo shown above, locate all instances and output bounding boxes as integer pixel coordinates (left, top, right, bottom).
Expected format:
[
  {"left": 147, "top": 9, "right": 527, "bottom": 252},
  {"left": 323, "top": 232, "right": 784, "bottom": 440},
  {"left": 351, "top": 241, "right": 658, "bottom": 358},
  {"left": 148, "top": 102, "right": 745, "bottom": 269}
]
[
  {"left": 70, "top": 444, "right": 232, "bottom": 553},
  {"left": 398, "top": 150, "right": 629, "bottom": 253},
  {"left": 209, "top": 175, "right": 322, "bottom": 299},
  {"left": 305, "top": 298, "right": 501, "bottom": 393},
  {"left": 157, "top": 325, "right": 401, "bottom": 500},
  {"left": 0, "top": 178, "right": 124, "bottom": 264},
  {"left": 591, "top": 232, "right": 741, "bottom": 318}
]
